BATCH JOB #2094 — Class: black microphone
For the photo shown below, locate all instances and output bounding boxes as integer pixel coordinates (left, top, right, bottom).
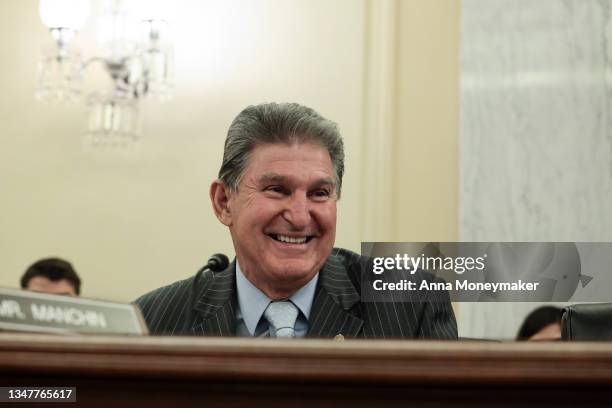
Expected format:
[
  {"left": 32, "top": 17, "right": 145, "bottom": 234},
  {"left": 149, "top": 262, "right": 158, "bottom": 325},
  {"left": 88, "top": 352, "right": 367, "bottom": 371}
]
[
  {"left": 200, "top": 253, "right": 230, "bottom": 274},
  {"left": 192, "top": 253, "right": 230, "bottom": 304}
]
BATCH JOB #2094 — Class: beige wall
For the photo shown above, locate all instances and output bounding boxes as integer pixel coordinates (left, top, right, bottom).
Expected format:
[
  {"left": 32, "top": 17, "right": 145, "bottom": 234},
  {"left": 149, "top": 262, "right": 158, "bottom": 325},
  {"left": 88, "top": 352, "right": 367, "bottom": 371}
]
[
  {"left": 395, "top": 0, "right": 459, "bottom": 241},
  {"left": 0, "top": 0, "right": 459, "bottom": 302}
]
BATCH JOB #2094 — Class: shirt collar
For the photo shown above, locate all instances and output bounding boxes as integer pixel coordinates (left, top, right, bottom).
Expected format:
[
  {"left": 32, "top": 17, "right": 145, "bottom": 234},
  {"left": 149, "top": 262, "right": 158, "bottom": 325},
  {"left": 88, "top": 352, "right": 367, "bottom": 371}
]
[
  {"left": 235, "top": 260, "right": 319, "bottom": 336},
  {"left": 290, "top": 270, "right": 318, "bottom": 320}
]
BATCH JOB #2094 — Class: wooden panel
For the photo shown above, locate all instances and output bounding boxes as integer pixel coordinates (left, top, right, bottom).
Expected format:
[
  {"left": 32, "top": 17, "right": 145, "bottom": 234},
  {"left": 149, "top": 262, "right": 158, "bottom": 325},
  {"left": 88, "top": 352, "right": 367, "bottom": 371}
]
[{"left": 1, "top": 333, "right": 612, "bottom": 406}]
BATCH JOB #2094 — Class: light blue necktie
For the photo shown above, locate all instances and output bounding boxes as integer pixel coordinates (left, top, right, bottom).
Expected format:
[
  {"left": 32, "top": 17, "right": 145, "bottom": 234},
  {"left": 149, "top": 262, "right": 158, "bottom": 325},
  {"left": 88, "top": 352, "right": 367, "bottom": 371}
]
[{"left": 264, "top": 301, "right": 299, "bottom": 338}]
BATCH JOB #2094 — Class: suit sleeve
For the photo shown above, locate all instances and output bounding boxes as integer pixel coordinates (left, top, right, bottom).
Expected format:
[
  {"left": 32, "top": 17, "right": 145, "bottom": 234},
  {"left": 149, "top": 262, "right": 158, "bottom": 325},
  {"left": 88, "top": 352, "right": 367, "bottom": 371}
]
[{"left": 418, "top": 278, "right": 458, "bottom": 340}]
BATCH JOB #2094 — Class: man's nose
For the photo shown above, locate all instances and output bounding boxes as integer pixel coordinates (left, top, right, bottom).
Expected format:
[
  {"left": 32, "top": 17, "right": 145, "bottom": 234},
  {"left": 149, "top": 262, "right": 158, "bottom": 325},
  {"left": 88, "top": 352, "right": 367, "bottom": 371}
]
[{"left": 282, "top": 194, "right": 311, "bottom": 229}]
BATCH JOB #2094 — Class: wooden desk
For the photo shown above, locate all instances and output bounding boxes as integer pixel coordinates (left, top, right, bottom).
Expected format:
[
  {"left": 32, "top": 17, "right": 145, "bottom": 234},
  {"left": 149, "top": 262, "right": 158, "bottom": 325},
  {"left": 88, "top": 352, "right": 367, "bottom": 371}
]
[{"left": 1, "top": 333, "right": 612, "bottom": 407}]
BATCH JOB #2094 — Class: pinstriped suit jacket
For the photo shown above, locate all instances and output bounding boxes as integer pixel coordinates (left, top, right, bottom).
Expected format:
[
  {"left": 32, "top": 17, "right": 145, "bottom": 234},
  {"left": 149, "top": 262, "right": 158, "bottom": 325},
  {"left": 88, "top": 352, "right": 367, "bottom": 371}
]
[{"left": 134, "top": 248, "right": 458, "bottom": 339}]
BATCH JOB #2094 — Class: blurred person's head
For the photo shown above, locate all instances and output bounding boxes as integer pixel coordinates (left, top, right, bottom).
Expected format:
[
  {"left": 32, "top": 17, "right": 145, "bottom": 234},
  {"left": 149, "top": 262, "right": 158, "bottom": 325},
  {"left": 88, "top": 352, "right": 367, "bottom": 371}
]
[
  {"left": 516, "top": 306, "right": 563, "bottom": 341},
  {"left": 21, "top": 258, "right": 81, "bottom": 296}
]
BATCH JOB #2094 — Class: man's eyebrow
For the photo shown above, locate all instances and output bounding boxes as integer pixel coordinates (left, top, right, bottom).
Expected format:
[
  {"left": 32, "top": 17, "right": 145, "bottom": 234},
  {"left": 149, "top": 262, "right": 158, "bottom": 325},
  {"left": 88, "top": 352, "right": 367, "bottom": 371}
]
[
  {"left": 257, "top": 173, "right": 336, "bottom": 188},
  {"left": 313, "top": 177, "right": 336, "bottom": 188},
  {"left": 258, "top": 172, "right": 287, "bottom": 184}
]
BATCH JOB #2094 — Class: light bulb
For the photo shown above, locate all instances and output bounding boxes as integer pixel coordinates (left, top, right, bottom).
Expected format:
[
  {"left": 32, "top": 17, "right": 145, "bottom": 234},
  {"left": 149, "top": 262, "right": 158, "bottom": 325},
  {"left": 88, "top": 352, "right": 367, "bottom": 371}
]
[{"left": 39, "top": 0, "right": 90, "bottom": 30}]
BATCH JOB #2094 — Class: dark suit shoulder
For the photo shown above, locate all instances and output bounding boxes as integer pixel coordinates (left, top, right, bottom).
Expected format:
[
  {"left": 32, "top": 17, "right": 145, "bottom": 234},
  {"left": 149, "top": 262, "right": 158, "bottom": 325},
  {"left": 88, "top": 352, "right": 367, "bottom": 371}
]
[
  {"left": 134, "top": 275, "right": 198, "bottom": 335},
  {"left": 135, "top": 276, "right": 193, "bottom": 311},
  {"left": 329, "top": 247, "right": 445, "bottom": 291},
  {"left": 328, "top": 247, "right": 364, "bottom": 288},
  {"left": 330, "top": 247, "right": 362, "bottom": 264}
]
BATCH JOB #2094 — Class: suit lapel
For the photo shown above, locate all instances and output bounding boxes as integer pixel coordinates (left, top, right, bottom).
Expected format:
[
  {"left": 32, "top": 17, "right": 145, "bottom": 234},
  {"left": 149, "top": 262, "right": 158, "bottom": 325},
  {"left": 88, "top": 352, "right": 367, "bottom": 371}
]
[
  {"left": 308, "top": 251, "right": 363, "bottom": 338},
  {"left": 191, "top": 262, "right": 236, "bottom": 336}
]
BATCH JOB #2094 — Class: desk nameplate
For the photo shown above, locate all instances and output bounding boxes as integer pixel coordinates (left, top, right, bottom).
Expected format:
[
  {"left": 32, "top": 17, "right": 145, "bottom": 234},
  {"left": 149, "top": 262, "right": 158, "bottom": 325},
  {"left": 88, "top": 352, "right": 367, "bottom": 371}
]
[{"left": 0, "top": 287, "right": 147, "bottom": 335}]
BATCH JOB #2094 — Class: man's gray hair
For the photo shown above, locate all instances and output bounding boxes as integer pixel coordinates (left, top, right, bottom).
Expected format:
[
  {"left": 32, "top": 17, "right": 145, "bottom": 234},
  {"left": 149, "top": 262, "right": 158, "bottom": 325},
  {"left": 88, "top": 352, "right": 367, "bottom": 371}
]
[{"left": 218, "top": 102, "right": 345, "bottom": 197}]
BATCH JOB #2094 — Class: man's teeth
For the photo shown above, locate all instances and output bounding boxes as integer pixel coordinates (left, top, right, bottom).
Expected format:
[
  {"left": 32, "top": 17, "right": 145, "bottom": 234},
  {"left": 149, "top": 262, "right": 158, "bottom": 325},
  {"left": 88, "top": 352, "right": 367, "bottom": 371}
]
[{"left": 274, "top": 234, "right": 308, "bottom": 244}]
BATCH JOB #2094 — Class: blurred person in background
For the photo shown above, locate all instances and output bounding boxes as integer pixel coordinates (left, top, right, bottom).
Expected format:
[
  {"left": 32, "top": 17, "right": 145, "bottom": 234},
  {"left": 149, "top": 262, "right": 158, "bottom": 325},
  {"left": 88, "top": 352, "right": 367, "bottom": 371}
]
[
  {"left": 516, "top": 306, "right": 562, "bottom": 341},
  {"left": 21, "top": 257, "right": 81, "bottom": 296}
]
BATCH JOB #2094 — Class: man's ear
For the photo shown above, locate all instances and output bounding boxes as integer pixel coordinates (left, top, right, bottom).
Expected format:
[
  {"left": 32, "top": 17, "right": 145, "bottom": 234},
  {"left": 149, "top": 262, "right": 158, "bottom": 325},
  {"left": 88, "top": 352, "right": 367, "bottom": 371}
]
[{"left": 210, "top": 180, "right": 233, "bottom": 226}]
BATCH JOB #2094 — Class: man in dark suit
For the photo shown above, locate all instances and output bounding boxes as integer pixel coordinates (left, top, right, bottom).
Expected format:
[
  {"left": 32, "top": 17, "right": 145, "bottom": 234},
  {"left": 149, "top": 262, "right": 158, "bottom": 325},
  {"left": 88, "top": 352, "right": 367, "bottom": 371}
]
[{"left": 135, "top": 102, "right": 457, "bottom": 339}]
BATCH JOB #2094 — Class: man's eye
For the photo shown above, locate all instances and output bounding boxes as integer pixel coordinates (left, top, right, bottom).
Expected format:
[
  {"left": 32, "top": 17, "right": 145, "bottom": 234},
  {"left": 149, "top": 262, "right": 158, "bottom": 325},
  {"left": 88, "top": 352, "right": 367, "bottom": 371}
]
[
  {"left": 311, "top": 189, "right": 331, "bottom": 200},
  {"left": 265, "top": 186, "right": 285, "bottom": 194}
]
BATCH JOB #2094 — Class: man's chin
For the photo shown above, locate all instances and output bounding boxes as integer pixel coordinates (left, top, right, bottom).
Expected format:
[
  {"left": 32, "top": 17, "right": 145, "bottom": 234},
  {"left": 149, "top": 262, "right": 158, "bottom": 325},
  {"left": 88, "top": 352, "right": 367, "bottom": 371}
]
[{"left": 266, "top": 262, "right": 320, "bottom": 283}]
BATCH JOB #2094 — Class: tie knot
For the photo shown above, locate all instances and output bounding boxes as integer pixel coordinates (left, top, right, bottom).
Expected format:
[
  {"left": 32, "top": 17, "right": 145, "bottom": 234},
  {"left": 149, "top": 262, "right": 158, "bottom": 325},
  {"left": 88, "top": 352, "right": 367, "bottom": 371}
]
[{"left": 264, "top": 301, "right": 299, "bottom": 338}]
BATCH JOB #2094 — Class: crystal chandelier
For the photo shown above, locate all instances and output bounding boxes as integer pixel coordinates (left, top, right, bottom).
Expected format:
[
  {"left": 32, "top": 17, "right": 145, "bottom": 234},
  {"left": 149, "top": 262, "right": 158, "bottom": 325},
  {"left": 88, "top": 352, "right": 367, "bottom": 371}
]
[{"left": 36, "top": 0, "right": 173, "bottom": 148}]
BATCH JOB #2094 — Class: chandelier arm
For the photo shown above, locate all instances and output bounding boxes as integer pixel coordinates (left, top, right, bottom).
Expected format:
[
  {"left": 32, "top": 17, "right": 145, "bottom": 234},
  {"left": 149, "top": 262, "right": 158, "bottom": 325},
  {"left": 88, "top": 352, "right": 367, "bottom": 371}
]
[
  {"left": 82, "top": 57, "right": 108, "bottom": 71},
  {"left": 117, "top": 52, "right": 150, "bottom": 99}
]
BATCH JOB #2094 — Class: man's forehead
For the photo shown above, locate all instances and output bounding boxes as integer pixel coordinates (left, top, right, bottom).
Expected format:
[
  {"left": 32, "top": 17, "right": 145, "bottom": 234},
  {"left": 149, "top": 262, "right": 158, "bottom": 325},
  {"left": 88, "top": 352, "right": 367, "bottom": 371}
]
[
  {"left": 27, "top": 276, "right": 76, "bottom": 295},
  {"left": 241, "top": 143, "right": 335, "bottom": 179}
]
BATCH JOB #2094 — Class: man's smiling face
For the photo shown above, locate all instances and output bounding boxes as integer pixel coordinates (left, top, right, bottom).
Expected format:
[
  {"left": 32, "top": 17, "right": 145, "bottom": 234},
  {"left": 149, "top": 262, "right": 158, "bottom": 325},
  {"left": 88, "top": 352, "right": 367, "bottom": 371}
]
[{"left": 215, "top": 141, "right": 337, "bottom": 299}]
